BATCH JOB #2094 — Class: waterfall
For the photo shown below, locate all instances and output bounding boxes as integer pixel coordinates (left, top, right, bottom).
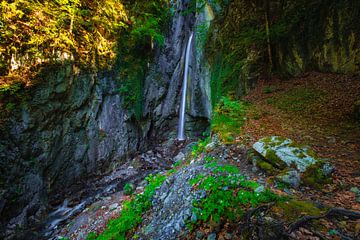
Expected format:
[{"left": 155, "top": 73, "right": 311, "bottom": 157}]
[{"left": 177, "top": 33, "right": 194, "bottom": 141}]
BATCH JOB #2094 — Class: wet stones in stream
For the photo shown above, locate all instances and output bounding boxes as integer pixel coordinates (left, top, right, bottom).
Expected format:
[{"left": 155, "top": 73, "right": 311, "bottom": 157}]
[{"left": 44, "top": 139, "right": 185, "bottom": 239}]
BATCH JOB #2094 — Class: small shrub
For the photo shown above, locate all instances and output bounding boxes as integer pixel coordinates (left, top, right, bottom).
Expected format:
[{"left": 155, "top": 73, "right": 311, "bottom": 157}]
[{"left": 211, "top": 97, "right": 247, "bottom": 143}]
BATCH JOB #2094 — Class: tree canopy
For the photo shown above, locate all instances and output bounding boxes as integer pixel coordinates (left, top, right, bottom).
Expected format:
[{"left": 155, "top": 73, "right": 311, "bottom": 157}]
[{"left": 0, "top": 0, "right": 170, "bottom": 75}]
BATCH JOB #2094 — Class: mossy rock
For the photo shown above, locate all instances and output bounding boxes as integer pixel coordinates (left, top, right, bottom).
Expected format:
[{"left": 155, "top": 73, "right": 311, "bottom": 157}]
[
  {"left": 276, "top": 170, "right": 301, "bottom": 188},
  {"left": 253, "top": 136, "right": 319, "bottom": 172},
  {"left": 301, "top": 162, "right": 332, "bottom": 189},
  {"left": 257, "top": 159, "right": 278, "bottom": 175},
  {"left": 264, "top": 149, "right": 288, "bottom": 170}
]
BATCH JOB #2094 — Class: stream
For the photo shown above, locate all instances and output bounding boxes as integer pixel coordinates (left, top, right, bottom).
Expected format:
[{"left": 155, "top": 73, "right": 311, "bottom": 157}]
[{"left": 41, "top": 139, "right": 192, "bottom": 239}]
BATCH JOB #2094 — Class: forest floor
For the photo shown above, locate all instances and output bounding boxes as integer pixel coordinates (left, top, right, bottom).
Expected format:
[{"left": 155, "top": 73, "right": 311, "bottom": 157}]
[{"left": 239, "top": 72, "right": 360, "bottom": 211}]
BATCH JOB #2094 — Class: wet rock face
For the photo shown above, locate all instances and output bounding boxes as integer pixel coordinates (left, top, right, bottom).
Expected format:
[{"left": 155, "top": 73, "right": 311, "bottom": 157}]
[
  {"left": 0, "top": 65, "right": 142, "bottom": 238},
  {"left": 143, "top": 1, "right": 212, "bottom": 139}
]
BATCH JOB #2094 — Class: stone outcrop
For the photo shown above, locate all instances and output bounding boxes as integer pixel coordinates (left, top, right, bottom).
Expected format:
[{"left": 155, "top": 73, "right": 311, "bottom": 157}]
[
  {"left": 143, "top": 1, "right": 213, "bottom": 139},
  {"left": 0, "top": 65, "right": 143, "bottom": 238},
  {"left": 251, "top": 136, "right": 334, "bottom": 188}
]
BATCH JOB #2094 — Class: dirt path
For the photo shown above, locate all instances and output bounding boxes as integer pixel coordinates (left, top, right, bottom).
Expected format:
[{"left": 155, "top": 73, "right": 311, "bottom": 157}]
[{"left": 239, "top": 72, "right": 360, "bottom": 211}]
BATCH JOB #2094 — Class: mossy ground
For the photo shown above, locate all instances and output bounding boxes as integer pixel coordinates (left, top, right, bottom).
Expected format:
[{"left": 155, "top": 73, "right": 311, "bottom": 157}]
[
  {"left": 211, "top": 97, "right": 247, "bottom": 143},
  {"left": 272, "top": 200, "right": 325, "bottom": 222}
]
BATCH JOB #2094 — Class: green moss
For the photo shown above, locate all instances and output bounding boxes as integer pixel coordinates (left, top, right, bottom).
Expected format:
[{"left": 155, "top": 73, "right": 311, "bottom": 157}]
[
  {"left": 264, "top": 149, "right": 287, "bottom": 170},
  {"left": 302, "top": 162, "right": 332, "bottom": 189},
  {"left": 274, "top": 200, "right": 324, "bottom": 222},
  {"left": 257, "top": 159, "right": 277, "bottom": 175},
  {"left": 266, "top": 87, "right": 326, "bottom": 113}
]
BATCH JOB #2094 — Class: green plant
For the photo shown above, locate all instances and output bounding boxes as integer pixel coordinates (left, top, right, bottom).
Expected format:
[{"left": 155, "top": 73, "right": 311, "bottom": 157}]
[
  {"left": 191, "top": 137, "right": 211, "bottom": 157},
  {"left": 0, "top": 82, "right": 22, "bottom": 95},
  {"left": 189, "top": 164, "right": 280, "bottom": 226},
  {"left": 211, "top": 97, "right": 247, "bottom": 143},
  {"left": 124, "top": 183, "right": 135, "bottom": 196},
  {"left": 89, "top": 173, "right": 166, "bottom": 240},
  {"left": 204, "top": 156, "right": 216, "bottom": 163}
]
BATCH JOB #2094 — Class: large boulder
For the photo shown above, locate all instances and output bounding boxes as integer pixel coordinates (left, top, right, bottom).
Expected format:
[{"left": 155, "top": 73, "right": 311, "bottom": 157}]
[{"left": 252, "top": 136, "right": 334, "bottom": 188}]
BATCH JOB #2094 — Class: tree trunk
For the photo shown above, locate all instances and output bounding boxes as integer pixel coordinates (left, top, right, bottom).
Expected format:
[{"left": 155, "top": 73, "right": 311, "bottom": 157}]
[{"left": 264, "top": 0, "right": 272, "bottom": 78}]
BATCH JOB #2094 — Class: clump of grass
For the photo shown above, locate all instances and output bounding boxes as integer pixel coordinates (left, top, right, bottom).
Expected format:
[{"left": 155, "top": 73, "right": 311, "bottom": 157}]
[{"left": 211, "top": 97, "right": 247, "bottom": 143}]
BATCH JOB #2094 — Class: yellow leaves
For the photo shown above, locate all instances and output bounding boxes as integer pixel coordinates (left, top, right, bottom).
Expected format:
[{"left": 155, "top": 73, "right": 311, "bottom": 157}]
[{"left": 0, "top": 0, "right": 131, "bottom": 73}]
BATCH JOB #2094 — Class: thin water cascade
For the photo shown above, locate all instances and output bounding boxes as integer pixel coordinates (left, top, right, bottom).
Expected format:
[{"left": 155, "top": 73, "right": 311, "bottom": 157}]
[{"left": 177, "top": 33, "right": 194, "bottom": 141}]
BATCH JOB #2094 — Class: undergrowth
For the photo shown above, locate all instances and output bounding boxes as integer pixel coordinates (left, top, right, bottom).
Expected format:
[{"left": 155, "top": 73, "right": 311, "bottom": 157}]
[
  {"left": 87, "top": 173, "right": 166, "bottom": 240},
  {"left": 191, "top": 136, "right": 211, "bottom": 157},
  {"left": 189, "top": 162, "right": 281, "bottom": 228},
  {"left": 211, "top": 97, "right": 247, "bottom": 143}
]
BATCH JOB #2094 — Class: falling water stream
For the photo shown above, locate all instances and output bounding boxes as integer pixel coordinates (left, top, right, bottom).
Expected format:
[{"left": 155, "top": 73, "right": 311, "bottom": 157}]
[{"left": 177, "top": 33, "right": 194, "bottom": 141}]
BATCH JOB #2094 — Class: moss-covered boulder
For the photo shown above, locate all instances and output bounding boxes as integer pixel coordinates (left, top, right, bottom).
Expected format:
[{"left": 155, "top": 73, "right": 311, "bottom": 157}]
[
  {"left": 252, "top": 136, "right": 334, "bottom": 188},
  {"left": 253, "top": 136, "right": 318, "bottom": 172}
]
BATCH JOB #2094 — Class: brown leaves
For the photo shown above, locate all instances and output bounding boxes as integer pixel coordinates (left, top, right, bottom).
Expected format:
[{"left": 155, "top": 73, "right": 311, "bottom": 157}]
[{"left": 239, "top": 72, "right": 360, "bottom": 211}]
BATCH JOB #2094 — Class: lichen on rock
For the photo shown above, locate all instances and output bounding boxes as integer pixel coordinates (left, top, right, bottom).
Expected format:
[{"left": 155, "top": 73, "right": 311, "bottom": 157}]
[
  {"left": 253, "top": 136, "right": 319, "bottom": 172},
  {"left": 252, "top": 136, "right": 334, "bottom": 188}
]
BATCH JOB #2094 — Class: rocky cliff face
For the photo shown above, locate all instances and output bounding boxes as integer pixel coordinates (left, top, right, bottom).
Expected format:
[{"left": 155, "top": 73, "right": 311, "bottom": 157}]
[
  {"left": 273, "top": 1, "right": 360, "bottom": 76},
  {"left": 0, "top": 66, "right": 143, "bottom": 238},
  {"left": 143, "top": 0, "right": 213, "bottom": 139},
  {"left": 205, "top": 0, "right": 360, "bottom": 99}
]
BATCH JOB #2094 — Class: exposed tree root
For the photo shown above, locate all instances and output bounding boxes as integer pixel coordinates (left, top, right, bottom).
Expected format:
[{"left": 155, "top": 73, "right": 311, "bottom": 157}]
[{"left": 288, "top": 208, "right": 360, "bottom": 233}]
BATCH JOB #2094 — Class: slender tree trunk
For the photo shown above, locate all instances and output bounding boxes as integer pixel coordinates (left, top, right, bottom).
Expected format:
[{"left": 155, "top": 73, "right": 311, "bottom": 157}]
[{"left": 264, "top": 0, "right": 272, "bottom": 77}]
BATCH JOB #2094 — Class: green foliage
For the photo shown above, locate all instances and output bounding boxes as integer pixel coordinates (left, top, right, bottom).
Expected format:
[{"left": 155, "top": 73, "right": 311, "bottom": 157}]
[
  {"left": 58, "top": 237, "right": 71, "bottom": 240},
  {"left": 266, "top": 87, "right": 326, "bottom": 112},
  {"left": 191, "top": 137, "right": 211, "bottom": 157},
  {"left": 123, "top": 183, "right": 135, "bottom": 196},
  {"left": 0, "top": 82, "right": 22, "bottom": 95},
  {"left": 189, "top": 163, "right": 280, "bottom": 225},
  {"left": 116, "top": 0, "right": 170, "bottom": 117},
  {"left": 0, "top": 0, "right": 128, "bottom": 73},
  {"left": 211, "top": 97, "right": 247, "bottom": 143},
  {"left": 89, "top": 173, "right": 166, "bottom": 240}
]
